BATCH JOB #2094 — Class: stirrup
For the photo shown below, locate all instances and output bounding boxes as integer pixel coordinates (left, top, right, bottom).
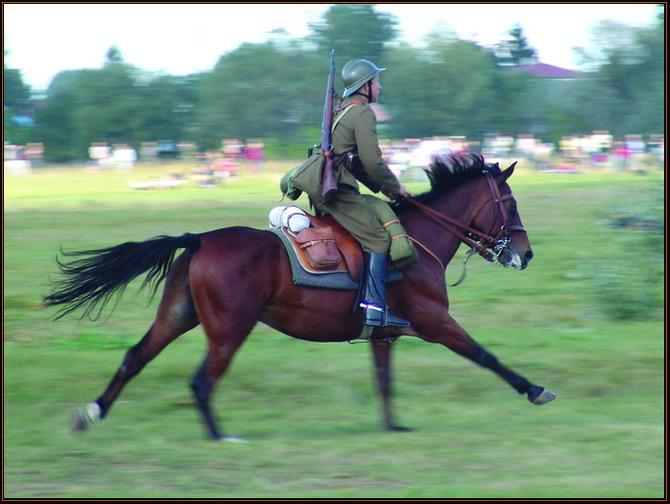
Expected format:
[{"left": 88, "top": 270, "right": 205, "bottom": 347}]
[
  {"left": 361, "top": 303, "right": 410, "bottom": 327},
  {"left": 349, "top": 325, "right": 375, "bottom": 343},
  {"left": 348, "top": 326, "right": 401, "bottom": 344}
]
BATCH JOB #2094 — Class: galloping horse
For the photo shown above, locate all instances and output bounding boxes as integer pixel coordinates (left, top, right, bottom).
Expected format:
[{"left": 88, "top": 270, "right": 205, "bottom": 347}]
[{"left": 45, "top": 154, "right": 555, "bottom": 441}]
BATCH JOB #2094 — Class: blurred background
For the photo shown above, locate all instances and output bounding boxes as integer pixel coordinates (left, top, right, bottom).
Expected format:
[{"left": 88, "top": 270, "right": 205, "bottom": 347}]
[
  {"left": 3, "top": 3, "right": 665, "bottom": 499},
  {"left": 3, "top": 3, "right": 664, "bottom": 171}
]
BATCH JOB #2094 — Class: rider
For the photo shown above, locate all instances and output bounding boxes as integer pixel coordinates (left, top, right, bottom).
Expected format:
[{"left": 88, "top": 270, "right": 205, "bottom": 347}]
[{"left": 295, "top": 58, "right": 410, "bottom": 328}]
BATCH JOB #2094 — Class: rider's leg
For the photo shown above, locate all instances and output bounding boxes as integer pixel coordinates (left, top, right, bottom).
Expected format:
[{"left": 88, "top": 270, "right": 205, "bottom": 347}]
[{"left": 318, "top": 187, "right": 409, "bottom": 328}]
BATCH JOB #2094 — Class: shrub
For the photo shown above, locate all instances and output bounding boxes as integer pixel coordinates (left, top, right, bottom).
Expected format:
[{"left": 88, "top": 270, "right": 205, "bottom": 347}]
[{"left": 589, "top": 188, "right": 664, "bottom": 320}]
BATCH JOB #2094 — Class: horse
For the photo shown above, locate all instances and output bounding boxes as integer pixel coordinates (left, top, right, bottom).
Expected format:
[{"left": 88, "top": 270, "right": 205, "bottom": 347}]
[{"left": 44, "top": 153, "right": 556, "bottom": 441}]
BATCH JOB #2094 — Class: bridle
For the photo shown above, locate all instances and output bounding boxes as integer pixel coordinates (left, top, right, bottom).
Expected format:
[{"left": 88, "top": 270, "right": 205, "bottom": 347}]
[{"left": 402, "top": 171, "right": 526, "bottom": 265}]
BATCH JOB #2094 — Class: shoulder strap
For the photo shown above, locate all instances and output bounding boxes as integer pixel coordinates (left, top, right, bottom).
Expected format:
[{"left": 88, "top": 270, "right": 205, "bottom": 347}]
[{"left": 331, "top": 104, "right": 359, "bottom": 132}]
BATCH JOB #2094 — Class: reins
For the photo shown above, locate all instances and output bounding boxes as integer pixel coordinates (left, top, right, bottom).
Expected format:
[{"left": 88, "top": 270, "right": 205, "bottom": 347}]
[{"left": 402, "top": 195, "right": 497, "bottom": 260}]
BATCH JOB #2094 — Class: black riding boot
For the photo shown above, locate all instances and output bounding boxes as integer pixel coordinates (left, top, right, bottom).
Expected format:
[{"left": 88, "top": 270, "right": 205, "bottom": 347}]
[{"left": 360, "top": 252, "right": 410, "bottom": 327}]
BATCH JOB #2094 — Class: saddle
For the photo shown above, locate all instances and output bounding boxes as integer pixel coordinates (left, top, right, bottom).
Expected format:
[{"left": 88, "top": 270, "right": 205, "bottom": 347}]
[
  {"left": 266, "top": 202, "right": 412, "bottom": 290},
  {"left": 281, "top": 214, "right": 364, "bottom": 282}
]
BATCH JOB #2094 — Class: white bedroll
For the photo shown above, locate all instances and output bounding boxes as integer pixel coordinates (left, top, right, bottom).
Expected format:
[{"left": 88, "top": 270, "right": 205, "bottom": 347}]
[{"left": 268, "top": 206, "right": 310, "bottom": 234}]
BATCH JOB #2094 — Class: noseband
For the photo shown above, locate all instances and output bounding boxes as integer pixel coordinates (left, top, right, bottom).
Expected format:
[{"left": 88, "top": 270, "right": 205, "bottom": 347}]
[{"left": 403, "top": 172, "right": 525, "bottom": 264}]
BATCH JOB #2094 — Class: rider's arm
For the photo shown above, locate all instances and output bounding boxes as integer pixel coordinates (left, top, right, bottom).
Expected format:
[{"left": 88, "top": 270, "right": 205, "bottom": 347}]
[{"left": 353, "top": 106, "right": 402, "bottom": 196}]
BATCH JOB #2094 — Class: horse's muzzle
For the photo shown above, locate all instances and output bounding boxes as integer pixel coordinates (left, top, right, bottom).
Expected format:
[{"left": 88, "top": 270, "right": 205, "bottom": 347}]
[{"left": 500, "top": 247, "right": 533, "bottom": 270}]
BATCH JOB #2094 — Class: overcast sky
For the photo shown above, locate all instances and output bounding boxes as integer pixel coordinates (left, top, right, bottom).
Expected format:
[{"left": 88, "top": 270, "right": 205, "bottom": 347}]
[{"left": 3, "top": 3, "right": 660, "bottom": 89}]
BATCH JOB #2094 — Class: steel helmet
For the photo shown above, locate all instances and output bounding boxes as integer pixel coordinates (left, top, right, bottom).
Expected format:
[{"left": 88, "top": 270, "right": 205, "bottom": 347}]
[{"left": 341, "top": 58, "right": 386, "bottom": 98}]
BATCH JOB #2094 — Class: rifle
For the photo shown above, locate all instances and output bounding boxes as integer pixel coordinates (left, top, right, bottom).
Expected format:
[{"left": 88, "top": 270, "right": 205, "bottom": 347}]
[{"left": 320, "top": 50, "right": 337, "bottom": 201}]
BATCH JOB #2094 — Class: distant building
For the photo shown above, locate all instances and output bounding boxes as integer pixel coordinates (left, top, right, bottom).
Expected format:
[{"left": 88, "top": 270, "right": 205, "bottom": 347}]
[
  {"left": 504, "top": 62, "right": 583, "bottom": 137},
  {"left": 506, "top": 62, "right": 579, "bottom": 79}
]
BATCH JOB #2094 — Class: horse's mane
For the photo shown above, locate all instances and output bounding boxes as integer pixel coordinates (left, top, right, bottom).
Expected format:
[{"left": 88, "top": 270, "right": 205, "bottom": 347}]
[{"left": 392, "top": 153, "right": 502, "bottom": 210}]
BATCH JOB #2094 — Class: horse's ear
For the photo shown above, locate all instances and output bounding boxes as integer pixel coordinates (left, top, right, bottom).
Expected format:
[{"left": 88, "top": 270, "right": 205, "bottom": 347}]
[{"left": 501, "top": 161, "right": 517, "bottom": 181}]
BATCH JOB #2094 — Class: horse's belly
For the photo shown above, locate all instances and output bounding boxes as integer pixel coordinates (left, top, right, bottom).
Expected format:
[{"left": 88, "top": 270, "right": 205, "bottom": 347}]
[{"left": 260, "top": 303, "right": 365, "bottom": 342}]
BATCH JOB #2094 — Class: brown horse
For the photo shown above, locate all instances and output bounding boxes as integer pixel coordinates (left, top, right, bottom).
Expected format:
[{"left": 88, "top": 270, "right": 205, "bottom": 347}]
[{"left": 45, "top": 154, "right": 555, "bottom": 441}]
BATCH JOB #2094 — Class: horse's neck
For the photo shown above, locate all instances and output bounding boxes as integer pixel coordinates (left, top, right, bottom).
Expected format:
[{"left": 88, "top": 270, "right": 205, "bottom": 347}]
[{"left": 403, "top": 184, "right": 479, "bottom": 267}]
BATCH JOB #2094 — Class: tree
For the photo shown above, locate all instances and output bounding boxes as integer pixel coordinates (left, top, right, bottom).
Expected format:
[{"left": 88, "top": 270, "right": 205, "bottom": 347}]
[
  {"left": 106, "top": 45, "right": 124, "bottom": 63},
  {"left": 4, "top": 67, "right": 31, "bottom": 108},
  {"left": 4, "top": 46, "right": 31, "bottom": 108},
  {"left": 34, "top": 74, "right": 79, "bottom": 161},
  {"left": 309, "top": 4, "right": 398, "bottom": 63},
  {"left": 34, "top": 48, "right": 194, "bottom": 161},
  {"left": 572, "top": 18, "right": 664, "bottom": 136},
  {"left": 134, "top": 74, "right": 197, "bottom": 141},
  {"left": 508, "top": 24, "right": 537, "bottom": 65},
  {"left": 4, "top": 50, "right": 33, "bottom": 145},
  {"left": 193, "top": 41, "right": 322, "bottom": 151},
  {"left": 383, "top": 37, "right": 520, "bottom": 140},
  {"left": 494, "top": 24, "right": 537, "bottom": 66}
]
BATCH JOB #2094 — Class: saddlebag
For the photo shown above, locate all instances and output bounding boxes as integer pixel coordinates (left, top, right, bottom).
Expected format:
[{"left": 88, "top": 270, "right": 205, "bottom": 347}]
[{"left": 294, "top": 226, "right": 342, "bottom": 270}]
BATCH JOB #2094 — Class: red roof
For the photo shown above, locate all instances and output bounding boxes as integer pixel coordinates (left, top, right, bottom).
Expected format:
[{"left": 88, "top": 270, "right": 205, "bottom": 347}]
[{"left": 508, "top": 63, "right": 578, "bottom": 78}]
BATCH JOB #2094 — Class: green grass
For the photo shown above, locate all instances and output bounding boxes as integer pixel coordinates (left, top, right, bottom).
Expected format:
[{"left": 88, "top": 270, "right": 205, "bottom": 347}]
[{"left": 3, "top": 162, "right": 665, "bottom": 498}]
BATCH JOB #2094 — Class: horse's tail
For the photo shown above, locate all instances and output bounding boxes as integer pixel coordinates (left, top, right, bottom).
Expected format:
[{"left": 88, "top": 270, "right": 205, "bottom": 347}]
[{"left": 44, "top": 233, "right": 201, "bottom": 320}]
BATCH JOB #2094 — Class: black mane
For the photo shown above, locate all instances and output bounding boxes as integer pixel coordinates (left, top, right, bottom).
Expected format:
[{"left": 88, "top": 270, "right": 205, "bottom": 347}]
[{"left": 392, "top": 153, "right": 502, "bottom": 210}]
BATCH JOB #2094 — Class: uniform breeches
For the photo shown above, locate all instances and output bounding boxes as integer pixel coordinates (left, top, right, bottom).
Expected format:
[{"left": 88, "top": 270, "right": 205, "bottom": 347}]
[{"left": 316, "top": 186, "right": 390, "bottom": 253}]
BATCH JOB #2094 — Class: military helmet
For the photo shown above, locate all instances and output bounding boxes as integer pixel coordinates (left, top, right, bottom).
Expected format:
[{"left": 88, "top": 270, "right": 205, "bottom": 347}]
[{"left": 341, "top": 58, "right": 386, "bottom": 98}]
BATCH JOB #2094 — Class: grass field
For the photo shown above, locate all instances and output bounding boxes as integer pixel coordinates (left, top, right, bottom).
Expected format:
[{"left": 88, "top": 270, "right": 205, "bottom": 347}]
[{"left": 3, "top": 161, "right": 665, "bottom": 499}]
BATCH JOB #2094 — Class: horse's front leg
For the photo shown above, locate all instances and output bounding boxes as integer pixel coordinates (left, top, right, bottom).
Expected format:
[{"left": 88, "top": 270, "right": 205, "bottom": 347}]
[
  {"left": 411, "top": 307, "right": 556, "bottom": 405},
  {"left": 370, "top": 338, "right": 413, "bottom": 432}
]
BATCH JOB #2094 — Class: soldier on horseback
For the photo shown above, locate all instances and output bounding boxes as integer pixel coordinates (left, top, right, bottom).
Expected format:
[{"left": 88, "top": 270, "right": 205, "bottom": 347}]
[{"left": 286, "top": 57, "right": 410, "bottom": 327}]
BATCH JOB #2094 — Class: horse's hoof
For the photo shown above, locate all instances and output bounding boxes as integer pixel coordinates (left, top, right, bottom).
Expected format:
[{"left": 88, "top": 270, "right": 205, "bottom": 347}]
[
  {"left": 71, "top": 402, "right": 101, "bottom": 434},
  {"left": 528, "top": 388, "right": 557, "bottom": 405},
  {"left": 387, "top": 424, "right": 414, "bottom": 432},
  {"left": 219, "top": 435, "right": 248, "bottom": 443}
]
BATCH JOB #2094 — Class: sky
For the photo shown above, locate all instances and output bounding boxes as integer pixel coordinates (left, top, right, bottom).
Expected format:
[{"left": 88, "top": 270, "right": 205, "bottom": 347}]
[{"left": 3, "top": 3, "right": 661, "bottom": 90}]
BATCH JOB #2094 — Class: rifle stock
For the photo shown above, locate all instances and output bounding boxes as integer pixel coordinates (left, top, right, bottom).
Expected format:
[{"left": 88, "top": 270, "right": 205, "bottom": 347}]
[
  {"left": 321, "top": 50, "right": 337, "bottom": 201},
  {"left": 322, "top": 153, "right": 337, "bottom": 199}
]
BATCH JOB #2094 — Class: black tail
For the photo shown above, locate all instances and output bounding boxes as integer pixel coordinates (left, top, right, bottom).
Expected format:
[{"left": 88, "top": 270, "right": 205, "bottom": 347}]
[{"left": 44, "top": 233, "right": 201, "bottom": 320}]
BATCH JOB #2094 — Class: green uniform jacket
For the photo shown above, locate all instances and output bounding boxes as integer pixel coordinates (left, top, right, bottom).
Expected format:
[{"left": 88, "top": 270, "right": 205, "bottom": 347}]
[
  {"left": 331, "top": 97, "right": 402, "bottom": 196},
  {"left": 290, "top": 96, "right": 401, "bottom": 205}
]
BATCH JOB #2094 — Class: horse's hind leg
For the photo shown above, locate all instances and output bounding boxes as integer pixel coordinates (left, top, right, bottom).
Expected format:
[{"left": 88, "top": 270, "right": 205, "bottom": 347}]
[
  {"left": 371, "top": 340, "right": 412, "bottom": 432},
  {"left": 72, "top": 253, "right": 199, "bottom": 433},
  {"left": 413, "top": 309, "right": 556, "bottom": 405},
  {"left": 189, "top": 313, "right": 258, "bottom": 441}
]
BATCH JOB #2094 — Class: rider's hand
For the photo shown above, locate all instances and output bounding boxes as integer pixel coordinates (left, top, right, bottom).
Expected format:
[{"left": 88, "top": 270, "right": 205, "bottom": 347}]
[{"left": 381, "top": 185, "right": 408, "bottom": 201}]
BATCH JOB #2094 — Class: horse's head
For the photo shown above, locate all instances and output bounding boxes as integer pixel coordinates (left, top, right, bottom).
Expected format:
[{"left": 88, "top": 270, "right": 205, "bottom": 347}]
[
  {"left": 470, "top": 162, "right": 533, "bottom": 270},
  {"left": 395, "top": 153, "right": 533, "bottom": 271}
]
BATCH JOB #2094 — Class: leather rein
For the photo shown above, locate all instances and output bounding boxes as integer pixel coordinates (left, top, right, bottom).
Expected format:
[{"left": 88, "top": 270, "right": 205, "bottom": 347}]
[{"left": 401, "top": 172, "right": 526, "bottom": 265}]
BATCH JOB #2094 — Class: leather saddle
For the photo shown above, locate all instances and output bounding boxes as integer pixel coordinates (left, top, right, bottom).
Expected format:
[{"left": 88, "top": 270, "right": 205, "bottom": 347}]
[{"left": 282, "top": 214, "right": 364, "bottom": 282}]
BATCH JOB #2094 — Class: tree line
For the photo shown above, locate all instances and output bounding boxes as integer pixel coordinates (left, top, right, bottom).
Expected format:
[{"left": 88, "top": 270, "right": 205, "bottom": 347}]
[{"left": 4, "top": 4, "right": 664, "bottom": 162}]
